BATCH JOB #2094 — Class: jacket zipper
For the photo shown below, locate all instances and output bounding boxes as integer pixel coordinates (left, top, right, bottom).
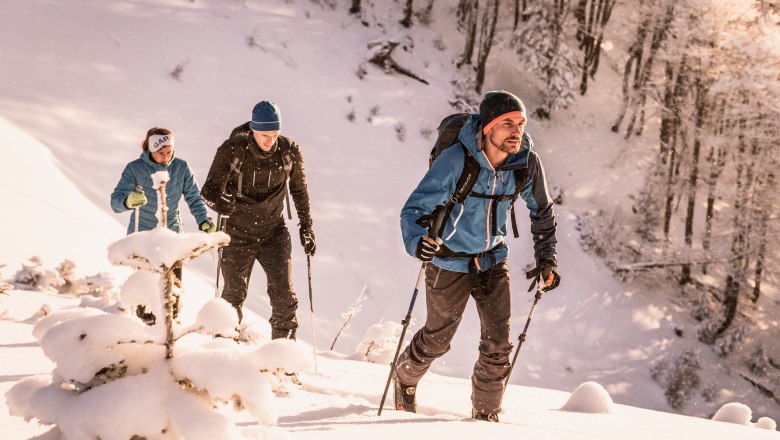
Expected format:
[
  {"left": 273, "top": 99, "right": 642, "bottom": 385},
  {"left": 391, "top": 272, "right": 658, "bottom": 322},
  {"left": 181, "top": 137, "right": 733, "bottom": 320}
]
[{"left": 479, "top": 150, "right": 497, "bottom": 251}]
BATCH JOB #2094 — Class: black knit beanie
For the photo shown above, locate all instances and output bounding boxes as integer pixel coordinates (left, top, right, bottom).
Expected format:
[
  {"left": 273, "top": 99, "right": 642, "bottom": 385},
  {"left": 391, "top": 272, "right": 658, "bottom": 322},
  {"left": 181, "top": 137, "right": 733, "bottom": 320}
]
[{"left": 479, "top": 90, "right": 526, "bottom": 134}]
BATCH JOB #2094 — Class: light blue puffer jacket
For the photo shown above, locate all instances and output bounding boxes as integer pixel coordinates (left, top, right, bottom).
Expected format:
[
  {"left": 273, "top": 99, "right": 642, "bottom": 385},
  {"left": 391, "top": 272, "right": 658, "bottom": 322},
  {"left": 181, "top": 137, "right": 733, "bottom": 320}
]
[
  {"left": 400, "top": 114, "right": 557, "bottom": 273},
  {"left": 111, "top": 151, "right": 209, "bottom": 234}
]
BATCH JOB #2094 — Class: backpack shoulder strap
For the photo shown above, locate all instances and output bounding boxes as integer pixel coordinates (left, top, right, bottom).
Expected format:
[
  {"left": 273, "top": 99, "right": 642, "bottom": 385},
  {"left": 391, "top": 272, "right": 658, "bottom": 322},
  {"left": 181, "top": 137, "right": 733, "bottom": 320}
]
[
  {"left": 434, "top": 143, "right": 480, "bottom": 237},
  {"left": 508, "top": 167, "right": 529, "bottom": 238},
  {"left": 278, "top": 137, "right": 294, "bottom": 177},
  {"left": 416, "top": 143, "right": 481, "bottom": 238},
  {"left": 451, "top": 143, "right": 480, "bottom": 203}
]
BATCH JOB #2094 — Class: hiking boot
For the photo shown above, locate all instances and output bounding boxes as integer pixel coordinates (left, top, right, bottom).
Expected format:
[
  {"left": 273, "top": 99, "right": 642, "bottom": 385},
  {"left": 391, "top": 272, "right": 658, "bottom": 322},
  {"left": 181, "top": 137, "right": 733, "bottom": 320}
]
[
  {"left": 271, "top": 327, "right": 297, "bottom": 340},
  {"left": 472, "top": 408, "right": 499, "bottom": 422},
  {"left": 394, "top": 376, "right": 417, "bottom": 413}
]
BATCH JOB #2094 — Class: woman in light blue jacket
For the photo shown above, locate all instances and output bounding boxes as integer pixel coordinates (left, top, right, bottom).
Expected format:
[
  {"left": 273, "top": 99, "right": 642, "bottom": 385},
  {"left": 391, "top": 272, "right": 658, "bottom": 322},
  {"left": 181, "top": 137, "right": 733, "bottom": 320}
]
[
  {"left": 111, "top": 127, "right": 214, "bottom": 235},
  {"left": 110, "top": 127, "right": 215, "bottom": 324}
]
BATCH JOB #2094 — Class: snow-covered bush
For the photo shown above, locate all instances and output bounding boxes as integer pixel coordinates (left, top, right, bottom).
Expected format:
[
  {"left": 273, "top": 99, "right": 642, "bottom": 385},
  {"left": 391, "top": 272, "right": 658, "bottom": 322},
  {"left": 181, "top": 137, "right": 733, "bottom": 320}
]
[
  {"left": 13, "top": 256, "right": 64, "bottom": 293},
  {"left": 748, "top": 344, "right": 769, "bottom": 376},
  {"left": 651, "top": 350, "right": 702, "bottom": 411},
  {"left": 355, "top": 320, "right": 405, "bottom": 364},
  {"left": 70, "top": 272, "right": 119, "bottom": 303},
  {"left": 5, "top": 171, "right": 311, "bottom": 439},
  {"left": 713, "top": 324, "right": 747, "bottom": 357},
  {"left": 331, "top": 285, "right": 367, "bottom": 351},
  {"left": 0, "top": 263, "right": 11, "bottom": 294},
  {"left": 513, "top": 2, "right": 577, "bottom": 118},
  {"left": 576, "top": 208, "right": 640, "bottom": 273},
  {"left": 56, "top": 259, "right": 77, "bottom": 291}
]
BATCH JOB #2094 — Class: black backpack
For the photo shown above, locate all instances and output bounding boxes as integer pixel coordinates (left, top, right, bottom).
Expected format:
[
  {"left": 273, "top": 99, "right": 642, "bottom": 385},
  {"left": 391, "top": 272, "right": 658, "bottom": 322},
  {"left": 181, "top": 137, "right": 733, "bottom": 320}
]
[{"left": 418, "top": 113, "right": 529, "bottom": 241}]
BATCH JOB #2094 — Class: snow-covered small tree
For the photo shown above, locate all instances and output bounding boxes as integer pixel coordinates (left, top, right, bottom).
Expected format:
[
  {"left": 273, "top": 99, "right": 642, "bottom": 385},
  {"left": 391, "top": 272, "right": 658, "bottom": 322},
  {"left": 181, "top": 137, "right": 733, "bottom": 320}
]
[
  {"left": 0, "top": 264, "right": 11, "bottom": 294},
  {"left": 331, "top": 285, "right": 368, "bottom": 350},
  {"left": 13, "top": 256, "right": 64, "bottom": 293},
  {"left": 652, "top": 349, "right": 702, "bottom": 411},
  {"left": 355, "top": 320, "right": 408, "bottom": 364},
  {"left": 6, "top": 171, "right": 312, "bottom": 439},
  {"left": 513, "top": 0, "right": 578, "bottom": 119}
]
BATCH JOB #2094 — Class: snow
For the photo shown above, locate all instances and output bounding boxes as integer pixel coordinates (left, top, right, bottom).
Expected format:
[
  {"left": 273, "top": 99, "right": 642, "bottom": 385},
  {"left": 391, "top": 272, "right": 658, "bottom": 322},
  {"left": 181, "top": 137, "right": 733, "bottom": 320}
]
[
  {"left": 0, "top": 0, "right": 778, "bottom": 438},
  {"left": 560, "top": 381, "right": 614, "bottom": 414}
]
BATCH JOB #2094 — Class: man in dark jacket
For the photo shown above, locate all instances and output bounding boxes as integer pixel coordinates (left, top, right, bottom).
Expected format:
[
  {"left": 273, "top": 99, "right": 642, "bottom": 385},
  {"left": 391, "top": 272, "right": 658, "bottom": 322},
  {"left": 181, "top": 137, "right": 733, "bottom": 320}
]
[
  {"left": 201, "top": 101, "right": 315, "bottom": 339},
  {"left": 394, "top": 90, "right": 560, "bottom": 421}
]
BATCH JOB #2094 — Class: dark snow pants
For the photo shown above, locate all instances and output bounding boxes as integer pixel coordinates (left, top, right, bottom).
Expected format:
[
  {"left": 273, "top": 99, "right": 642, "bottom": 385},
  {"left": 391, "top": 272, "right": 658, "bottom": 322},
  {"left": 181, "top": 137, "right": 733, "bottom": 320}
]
[
  {"left": 220, "top": 222, "right": 298, "bottom": 339},
  {"left": 395, "top": 261, "right": 513, "bottom": 414}
]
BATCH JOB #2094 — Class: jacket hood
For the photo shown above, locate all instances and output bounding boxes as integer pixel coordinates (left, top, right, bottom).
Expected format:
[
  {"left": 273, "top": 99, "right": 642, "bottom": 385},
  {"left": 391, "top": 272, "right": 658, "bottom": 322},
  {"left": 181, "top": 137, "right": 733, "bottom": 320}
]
[{"left": 458, "top": 114, "right": 533, "bottom": 171}]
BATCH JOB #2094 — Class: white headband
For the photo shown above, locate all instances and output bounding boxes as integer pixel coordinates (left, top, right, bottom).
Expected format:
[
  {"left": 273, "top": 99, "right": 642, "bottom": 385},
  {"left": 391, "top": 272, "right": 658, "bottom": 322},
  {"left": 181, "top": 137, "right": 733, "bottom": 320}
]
[{"left": 148, "top": 134, "right": 174, "bottom": 152}]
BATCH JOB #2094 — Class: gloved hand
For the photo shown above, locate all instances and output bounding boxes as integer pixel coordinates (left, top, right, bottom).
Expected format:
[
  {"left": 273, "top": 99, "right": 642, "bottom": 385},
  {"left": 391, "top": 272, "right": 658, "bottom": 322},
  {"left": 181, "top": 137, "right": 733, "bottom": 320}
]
[
  {"left": 199, "top": 218, "right": 217, "bottom": 233},
  {"left": 526, "top": 259, "right": 560, "bottom": 292},
  {"left": 300, "top": 226, "right": 316, "bottom": 256},
  {"left": 414, "top": 236, "right": 440, "bottom": 262},
  {"left": 215, "top": 193, "right": 236, "bottom": 216},
  {"left": 125, "top": 188, "right": 147, "bottom": 209}
]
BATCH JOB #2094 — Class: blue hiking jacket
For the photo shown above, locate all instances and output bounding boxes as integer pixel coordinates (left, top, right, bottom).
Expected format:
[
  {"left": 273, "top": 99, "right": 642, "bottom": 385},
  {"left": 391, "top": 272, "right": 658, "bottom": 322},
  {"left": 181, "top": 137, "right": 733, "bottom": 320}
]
[
  {"left": 400, "top": 114, "right": 557, "bottom": 273},
  {"left": 110, "top": 152, "right": 209, "bottom": 234}
]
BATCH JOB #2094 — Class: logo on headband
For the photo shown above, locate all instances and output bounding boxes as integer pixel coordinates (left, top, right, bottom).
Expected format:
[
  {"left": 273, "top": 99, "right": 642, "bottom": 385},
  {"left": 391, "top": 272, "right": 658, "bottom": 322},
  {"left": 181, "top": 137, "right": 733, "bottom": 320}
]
[{"left": 149, "top": 134, "right": 174, "bottom": 152}]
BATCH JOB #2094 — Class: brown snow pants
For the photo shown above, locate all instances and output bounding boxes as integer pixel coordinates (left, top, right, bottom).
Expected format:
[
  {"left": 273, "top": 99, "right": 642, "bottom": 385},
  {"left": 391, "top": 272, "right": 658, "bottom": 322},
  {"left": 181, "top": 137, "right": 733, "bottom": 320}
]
[
  {"left": 220, "top": 223, "right": 298, "bottom": 338},
  {"left": 395, "top": 261, "right": 513, "bottom": 414}
]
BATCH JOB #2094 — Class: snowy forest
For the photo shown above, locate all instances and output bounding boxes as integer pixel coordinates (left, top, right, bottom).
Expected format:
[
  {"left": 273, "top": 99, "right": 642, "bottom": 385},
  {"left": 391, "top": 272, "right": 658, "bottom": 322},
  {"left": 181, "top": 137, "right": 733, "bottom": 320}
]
[
  {"left": 1, "top": 0, "right": 780, "bottom": 438},
  {"left": 359, "top": 0, "right": 780, "bottom": 350},
  {"left": 387, "top": 0, "right": 780, "bottom": 397}
]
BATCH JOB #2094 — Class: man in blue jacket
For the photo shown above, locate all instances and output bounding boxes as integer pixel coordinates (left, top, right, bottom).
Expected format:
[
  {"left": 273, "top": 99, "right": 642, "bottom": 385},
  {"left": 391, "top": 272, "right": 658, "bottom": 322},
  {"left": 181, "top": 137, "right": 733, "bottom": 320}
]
[{"left": 394, "top": 90, "right": 560, "bottom": 422}]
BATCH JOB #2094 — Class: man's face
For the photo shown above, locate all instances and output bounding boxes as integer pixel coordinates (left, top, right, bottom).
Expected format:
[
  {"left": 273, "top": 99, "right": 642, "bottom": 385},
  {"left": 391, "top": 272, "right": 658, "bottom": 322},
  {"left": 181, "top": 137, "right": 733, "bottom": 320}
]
[
  {"left": 488, "top": 115, "right": 525, "bottom": 155},
  {"left": 151, "top": 145, "right": 174, "bottom": 165},
  {"left": 253, "top": 130, "right": 280, "bottom": 152}
]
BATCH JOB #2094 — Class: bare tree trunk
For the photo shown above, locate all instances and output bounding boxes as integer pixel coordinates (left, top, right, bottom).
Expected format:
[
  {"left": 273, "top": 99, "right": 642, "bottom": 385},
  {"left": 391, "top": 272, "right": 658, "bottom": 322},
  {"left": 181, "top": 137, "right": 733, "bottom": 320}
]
[
  {"left": 661, "top": 57, "right": 687, "bottom": 238},
  {"left": 715, "top": 273, "right": 740, "bottom": 339},
  {"left": 701, "top": 101, "right": 727, "bottom": 274},
  {"left": 713, "top": 116, "right": 749, "bottom": 338},
  {"left": 680, "top": 77, "right": 708, "bottom": 284},
  {"left": 457, "top": 0, "right": 479, "bottom": 68},
  {"left": 474, "top": 0, "right": 500, "bottom": 93},
  {"left": 753, "top": 214, "right": 767, "bottom": 302},
  {"left": 574, "top": 0, "right": 616, "bottom": 95},
  {"left": 400, "top": 0, "right": 414, "bottom": 27},
  {"left": 611, "top": 8, "right": 651, "bottom": 132},
  {"left": 612, "top": 1, "right": 674, "bottom": 138},
  {"left": 164, "top": 267, "right": 176, "bottom": 359},
  {"left": 624, "top": 3, "right": 674, "bottom": 139},
  {"left": 349, "top": 0, "right": 361, "bottom": 15}
]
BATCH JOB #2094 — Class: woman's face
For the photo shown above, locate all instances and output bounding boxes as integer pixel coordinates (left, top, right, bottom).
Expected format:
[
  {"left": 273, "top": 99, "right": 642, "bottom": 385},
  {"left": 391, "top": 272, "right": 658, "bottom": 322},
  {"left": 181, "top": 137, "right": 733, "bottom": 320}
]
[{"left": 151, "top": 144, "right": 174, "bottom": 164}]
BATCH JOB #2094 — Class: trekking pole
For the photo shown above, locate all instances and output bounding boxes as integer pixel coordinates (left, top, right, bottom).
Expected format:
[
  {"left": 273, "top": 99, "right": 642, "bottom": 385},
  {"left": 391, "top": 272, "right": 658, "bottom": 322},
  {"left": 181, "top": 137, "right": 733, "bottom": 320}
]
[
  {"left": 307, "top": 254, "right": 318, "bottom": 374},
  {"left": 377, "top": 209, "right": 445, "bottom": 416},
  {"left": 133, "top": 184, "right": 143, "bottom": 233},
  {"left": 505, "top": 275, "right": 545, "bottom": 384},
  {"left": 214, "top": 214, "right": 228, "bottom": 298}
]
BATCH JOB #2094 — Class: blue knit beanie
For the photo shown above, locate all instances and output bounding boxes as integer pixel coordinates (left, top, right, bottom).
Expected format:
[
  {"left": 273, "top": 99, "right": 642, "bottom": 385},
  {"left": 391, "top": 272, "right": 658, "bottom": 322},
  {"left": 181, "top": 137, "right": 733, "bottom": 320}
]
[{"left": 250, "top": 101, "right": 281, "bottom": 131}]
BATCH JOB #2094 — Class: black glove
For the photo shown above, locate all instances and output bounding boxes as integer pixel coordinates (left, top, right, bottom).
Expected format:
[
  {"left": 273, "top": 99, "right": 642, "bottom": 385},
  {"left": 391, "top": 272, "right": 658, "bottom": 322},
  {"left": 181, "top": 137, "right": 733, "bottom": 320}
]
[
  {"left": 300, "top": 227, "right": 316, "bottom": 256},
  {"left": 526, "top": 259, "right": 560, "bottom": 292},
  {"left": 414, "top": 236, "right": 440, "bottom": 262},
  {"left": 215, "top": 193, "right": 236, "bottom": 216}
]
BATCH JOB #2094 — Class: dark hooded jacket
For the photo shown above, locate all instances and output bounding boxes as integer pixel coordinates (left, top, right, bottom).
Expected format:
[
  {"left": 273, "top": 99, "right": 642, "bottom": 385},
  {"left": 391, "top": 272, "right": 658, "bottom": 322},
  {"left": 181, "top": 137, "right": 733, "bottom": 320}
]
[{"left": 201, "top": 123, "right": 312, "bottom": 240}]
